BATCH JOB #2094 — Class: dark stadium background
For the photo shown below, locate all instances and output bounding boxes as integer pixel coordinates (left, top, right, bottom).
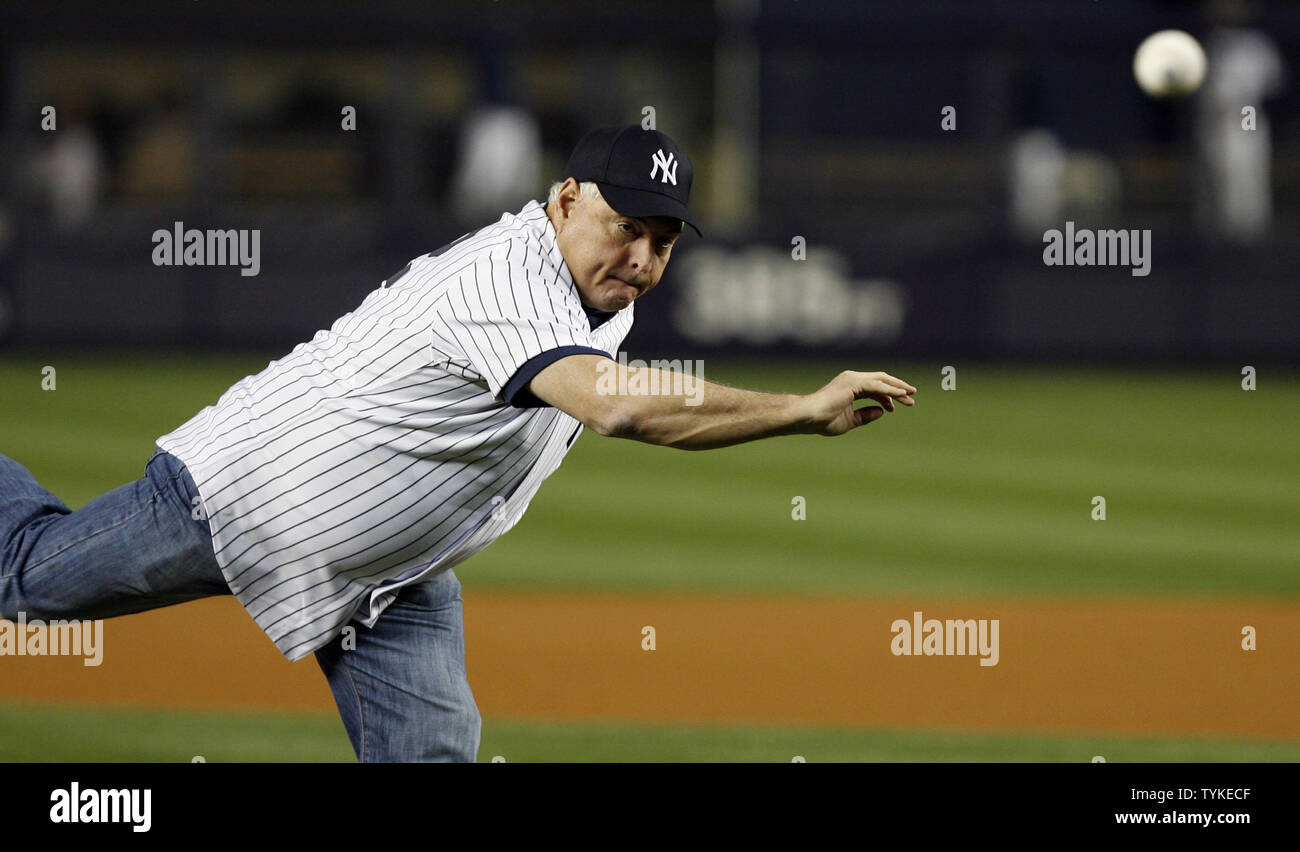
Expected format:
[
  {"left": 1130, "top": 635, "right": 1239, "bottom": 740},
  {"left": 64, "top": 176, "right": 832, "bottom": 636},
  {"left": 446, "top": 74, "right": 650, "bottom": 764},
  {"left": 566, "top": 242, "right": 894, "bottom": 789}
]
[{"left": 2, "top": 0, "right": 1295, "bottom": 361}]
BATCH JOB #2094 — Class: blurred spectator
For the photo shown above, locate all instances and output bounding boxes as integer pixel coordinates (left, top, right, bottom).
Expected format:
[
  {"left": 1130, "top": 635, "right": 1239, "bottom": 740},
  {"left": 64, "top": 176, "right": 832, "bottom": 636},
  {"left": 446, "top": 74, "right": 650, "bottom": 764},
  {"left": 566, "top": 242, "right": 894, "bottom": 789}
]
[
  {"left": 29, "top": 93, "right": 106, "bottom": 230},
  {"left": 1196, "top": 0, "right": 1287, "bottom": 242},
  {"left": 1008, "top": 129, "right": 1066, "bottom": 239},
  {"left": 447, "top": 105, "right": 542, "bottom": 226},
  {"left": 447, "top": 27, "right": 542, "bottom": 226}
]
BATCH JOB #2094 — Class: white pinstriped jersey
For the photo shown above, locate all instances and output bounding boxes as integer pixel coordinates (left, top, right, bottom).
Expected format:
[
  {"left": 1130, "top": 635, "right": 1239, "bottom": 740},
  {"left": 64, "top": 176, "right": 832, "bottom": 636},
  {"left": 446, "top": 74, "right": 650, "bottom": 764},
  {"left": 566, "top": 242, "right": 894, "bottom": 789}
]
[{"left": 157, "top": 200, "right": 632, "bottom": 661}]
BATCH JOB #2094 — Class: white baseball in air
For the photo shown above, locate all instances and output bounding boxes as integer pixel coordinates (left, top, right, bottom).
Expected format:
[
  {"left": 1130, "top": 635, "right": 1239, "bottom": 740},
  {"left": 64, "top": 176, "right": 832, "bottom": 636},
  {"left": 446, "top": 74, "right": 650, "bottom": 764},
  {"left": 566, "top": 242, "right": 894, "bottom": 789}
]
[{"left": 1133, "top": 29, "right": 1208, "bottom": 98}]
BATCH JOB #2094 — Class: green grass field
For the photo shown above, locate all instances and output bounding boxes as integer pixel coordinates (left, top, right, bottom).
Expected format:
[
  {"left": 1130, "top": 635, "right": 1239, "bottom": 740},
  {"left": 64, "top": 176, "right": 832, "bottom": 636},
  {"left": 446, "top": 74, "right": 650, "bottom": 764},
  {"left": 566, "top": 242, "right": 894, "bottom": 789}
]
[
  {"left": 1, "top": 353, "right": 1296, "bottom": 761},
  {"left": 3, "top": 702, "right": 1298, "bottom": 762}
]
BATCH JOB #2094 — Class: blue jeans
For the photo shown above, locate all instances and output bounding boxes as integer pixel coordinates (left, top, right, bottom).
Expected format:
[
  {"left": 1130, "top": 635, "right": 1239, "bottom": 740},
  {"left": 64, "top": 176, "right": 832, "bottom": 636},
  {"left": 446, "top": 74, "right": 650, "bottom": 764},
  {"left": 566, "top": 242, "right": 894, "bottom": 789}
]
[{"left": 0, "top": 448, "right": 480, "bottom": 762}]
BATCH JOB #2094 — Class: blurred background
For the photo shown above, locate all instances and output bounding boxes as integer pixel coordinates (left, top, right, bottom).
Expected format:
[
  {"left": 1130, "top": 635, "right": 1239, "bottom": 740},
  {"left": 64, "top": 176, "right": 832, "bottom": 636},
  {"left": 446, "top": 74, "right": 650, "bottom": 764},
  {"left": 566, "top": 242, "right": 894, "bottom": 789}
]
[
  {"left": 0, "top": 0, "right": 1295, "bottom": 361},
  {"left": 0, "top": 0, "right": 1297, "bottom": 762}
]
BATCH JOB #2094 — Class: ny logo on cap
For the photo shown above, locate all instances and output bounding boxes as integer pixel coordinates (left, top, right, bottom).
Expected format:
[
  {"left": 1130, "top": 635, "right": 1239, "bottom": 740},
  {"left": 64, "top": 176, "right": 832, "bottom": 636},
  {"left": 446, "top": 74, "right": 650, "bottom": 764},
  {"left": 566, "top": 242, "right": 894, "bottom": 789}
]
[{"left": 650, "top": 148, "right": 678, "bottom": 186}]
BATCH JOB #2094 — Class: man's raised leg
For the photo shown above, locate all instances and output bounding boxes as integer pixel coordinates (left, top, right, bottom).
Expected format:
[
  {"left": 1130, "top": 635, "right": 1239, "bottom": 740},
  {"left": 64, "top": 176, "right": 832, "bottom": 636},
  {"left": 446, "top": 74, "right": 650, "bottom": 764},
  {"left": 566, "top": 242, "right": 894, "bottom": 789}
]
[{"left": 0, "top": 448, "right": 229, "bottom": 621}]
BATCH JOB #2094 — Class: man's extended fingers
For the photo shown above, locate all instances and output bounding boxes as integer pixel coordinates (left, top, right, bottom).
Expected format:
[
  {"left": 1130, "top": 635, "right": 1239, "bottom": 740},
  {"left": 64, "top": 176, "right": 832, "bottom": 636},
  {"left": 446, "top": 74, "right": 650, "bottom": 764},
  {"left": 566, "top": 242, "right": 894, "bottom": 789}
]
[
  {"left": 859, "top": 384, "right": 915, "bottom": 406},
  {"left": 863, "top": 391, "right": 912, "bottom": 411},
  {"left": 849, "top": 372, "right": 916, "bottom": 397},
  {"left": 864, "top": 371, "right": 916, "bottom": 392},
  {"left": 877, "top": 373, "right": 918, "bottom": 394}
]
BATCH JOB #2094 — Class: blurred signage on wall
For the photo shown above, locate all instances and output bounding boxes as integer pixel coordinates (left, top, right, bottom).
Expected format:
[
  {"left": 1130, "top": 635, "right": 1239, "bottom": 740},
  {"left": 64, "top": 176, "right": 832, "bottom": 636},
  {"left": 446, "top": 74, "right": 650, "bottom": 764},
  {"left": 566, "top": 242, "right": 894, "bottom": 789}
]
[{"left": 670, "top": 245, "right": 906, "bottom": 347}]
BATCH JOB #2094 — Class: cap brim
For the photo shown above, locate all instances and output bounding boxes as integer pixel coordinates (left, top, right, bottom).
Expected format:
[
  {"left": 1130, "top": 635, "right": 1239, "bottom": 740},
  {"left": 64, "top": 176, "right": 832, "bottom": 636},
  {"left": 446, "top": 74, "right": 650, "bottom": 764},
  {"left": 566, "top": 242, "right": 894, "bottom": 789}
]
[{"left": 596, "top": 182, "right": 702, "bottom": 237}]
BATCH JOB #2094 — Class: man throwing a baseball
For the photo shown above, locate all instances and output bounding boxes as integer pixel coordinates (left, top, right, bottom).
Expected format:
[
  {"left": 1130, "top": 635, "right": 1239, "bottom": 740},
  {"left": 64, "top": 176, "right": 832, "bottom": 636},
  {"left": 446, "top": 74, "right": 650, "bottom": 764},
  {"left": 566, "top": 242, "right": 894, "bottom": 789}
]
[{"left": 0, "top": 125, "right": 914, "bottom": 761}]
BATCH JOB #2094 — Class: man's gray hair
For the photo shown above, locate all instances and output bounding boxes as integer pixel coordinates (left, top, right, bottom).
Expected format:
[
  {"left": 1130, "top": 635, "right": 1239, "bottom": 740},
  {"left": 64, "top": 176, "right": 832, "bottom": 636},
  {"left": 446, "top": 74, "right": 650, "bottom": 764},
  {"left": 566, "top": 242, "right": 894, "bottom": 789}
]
[{"left": 547, "top": 180, "right": 602, "bottom": 204}]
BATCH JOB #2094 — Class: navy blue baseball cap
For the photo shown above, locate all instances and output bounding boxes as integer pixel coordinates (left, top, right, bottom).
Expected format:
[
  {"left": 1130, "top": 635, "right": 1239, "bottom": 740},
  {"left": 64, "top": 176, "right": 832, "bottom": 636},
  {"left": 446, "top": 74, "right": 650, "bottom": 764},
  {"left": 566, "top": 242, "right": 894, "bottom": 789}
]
[{"left": 562, "top": 125, "right": 702, "bottom": 237}]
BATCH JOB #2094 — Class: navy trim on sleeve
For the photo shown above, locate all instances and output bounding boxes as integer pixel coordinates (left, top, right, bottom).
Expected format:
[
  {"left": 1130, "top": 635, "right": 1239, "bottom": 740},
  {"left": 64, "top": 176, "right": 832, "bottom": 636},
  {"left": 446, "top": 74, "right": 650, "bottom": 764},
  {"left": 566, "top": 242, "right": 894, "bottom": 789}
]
[{"left": 502, "top": 345, "right": 612, "bottom": 408}]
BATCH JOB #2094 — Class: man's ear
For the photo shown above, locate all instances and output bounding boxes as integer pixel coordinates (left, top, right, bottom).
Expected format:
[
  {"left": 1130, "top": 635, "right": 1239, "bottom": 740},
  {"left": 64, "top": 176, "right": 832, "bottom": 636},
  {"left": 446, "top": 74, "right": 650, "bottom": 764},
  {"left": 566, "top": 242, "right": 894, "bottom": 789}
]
[{"left": 555, "top": 178, "right": 582, "bottom": 220}]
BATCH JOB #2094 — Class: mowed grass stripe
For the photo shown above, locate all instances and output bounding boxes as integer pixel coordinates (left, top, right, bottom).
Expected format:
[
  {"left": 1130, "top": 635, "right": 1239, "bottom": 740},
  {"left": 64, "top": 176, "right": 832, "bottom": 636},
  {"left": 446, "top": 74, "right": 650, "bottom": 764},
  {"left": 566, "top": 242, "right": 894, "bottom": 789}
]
[
  {"left": 0, "top": 702, "right": 1295, "bottom": 762},
  {"left": 476, "top": 452, "right": 1295, "bottom": 597},
  {"left": 469, "top": 529, "right": 1292, "bottom": 598},
  {"left": 479, "top": 717, "right": 1300, "bottom": 763}
]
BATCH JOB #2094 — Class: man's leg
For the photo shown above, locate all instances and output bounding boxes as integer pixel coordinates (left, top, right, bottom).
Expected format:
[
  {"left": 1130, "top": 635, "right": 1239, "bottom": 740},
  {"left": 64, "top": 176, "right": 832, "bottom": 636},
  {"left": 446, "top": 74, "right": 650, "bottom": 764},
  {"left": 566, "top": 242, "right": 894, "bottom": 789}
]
[
  {"left": 314, "top": 568, "right": 481, "bottom": 763},
  {"left": 0, "top": 448, "right": 229, "bottom": 621}
]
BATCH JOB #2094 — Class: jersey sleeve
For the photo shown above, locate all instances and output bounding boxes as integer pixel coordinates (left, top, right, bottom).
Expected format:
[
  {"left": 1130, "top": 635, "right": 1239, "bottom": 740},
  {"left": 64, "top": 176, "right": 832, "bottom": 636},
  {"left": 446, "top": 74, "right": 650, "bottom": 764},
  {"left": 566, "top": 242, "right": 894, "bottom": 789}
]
[{"left": 429, "top": 238, "right": 610, "bottom": 406}]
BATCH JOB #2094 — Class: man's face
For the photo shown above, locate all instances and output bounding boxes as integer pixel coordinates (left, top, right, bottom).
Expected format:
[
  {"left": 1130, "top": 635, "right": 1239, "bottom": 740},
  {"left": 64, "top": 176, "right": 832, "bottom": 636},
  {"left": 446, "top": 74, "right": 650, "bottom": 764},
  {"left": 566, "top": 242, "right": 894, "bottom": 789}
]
[{"left": 548, "top": 180, "right": 683, "bottom": 312}]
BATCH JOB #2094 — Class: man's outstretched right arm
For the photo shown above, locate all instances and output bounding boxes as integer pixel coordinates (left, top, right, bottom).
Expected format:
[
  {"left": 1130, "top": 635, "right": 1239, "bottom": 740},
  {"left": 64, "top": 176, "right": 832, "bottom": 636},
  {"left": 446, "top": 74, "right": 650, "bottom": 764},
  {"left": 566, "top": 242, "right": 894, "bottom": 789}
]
[{"left": 526, "top": 354, "right": 916, "bottom": 451}]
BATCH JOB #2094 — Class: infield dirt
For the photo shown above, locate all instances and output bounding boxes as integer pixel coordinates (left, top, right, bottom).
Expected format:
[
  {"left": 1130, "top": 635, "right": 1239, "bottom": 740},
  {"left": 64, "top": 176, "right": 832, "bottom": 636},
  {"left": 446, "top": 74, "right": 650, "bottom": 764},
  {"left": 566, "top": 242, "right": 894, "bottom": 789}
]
[{"left": 4, "top": 590, "right": 1295, "bottom": 740}]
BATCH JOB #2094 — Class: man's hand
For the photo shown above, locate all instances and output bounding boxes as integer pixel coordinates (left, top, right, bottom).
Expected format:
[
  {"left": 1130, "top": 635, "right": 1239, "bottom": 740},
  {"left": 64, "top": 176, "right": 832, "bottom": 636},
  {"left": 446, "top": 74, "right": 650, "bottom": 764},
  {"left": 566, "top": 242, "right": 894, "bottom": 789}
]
[{"left": 800, "top": 371, "right": 916, "bottom": 436}]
